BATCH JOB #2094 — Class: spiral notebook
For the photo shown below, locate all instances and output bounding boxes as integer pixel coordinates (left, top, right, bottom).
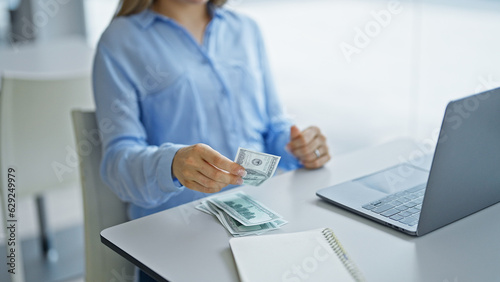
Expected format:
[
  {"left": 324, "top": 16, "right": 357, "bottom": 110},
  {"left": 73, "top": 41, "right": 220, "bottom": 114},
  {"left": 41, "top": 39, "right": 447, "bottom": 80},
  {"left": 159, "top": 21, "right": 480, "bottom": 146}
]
[{"left": 229, "top": 228, "right": 364, "bottom": 282}]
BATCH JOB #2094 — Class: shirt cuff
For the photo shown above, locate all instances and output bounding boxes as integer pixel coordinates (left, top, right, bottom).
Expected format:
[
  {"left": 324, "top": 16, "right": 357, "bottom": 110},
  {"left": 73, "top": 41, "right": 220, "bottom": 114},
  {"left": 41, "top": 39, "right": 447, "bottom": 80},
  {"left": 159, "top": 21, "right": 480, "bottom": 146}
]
[
  {"left": 157, "top": 143, "right": 188, "bottom": 193},
  {"left": 274, "top": 129, "right": 302, "bottom": 171}
]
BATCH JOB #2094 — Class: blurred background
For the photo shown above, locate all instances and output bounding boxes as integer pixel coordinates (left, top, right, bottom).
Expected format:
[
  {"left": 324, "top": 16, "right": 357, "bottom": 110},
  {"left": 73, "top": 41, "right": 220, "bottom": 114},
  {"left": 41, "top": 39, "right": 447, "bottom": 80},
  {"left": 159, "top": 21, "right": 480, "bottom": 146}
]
[{"left": 0, "top": 0, "right": 499, "bottom": 281}]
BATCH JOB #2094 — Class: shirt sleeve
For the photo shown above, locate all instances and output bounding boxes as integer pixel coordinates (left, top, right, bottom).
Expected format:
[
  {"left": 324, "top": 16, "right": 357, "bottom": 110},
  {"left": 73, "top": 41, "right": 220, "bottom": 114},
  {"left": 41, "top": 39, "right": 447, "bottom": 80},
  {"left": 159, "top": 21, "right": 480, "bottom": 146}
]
[
  {"left": 93, "top": 43, "right": 186, "bottom": 209},
  {"left": 253, "top": 22, "right": 302, "bottom": 171}
]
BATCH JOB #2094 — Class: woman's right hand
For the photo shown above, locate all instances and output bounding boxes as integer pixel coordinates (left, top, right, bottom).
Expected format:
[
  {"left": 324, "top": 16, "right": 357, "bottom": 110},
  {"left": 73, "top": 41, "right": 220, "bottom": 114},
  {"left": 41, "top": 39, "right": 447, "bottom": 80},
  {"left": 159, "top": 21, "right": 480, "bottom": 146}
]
[{"left": 172, "top": 144, "right": 247, "bottom": 193}]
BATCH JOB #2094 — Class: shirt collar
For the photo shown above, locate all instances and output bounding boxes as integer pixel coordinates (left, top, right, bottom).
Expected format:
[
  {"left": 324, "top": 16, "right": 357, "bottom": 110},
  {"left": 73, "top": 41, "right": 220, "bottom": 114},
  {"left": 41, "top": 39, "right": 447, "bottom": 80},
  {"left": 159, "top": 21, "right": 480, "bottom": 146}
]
[{"left": 132, "top": 3, "right": 225, "bottom": 29}]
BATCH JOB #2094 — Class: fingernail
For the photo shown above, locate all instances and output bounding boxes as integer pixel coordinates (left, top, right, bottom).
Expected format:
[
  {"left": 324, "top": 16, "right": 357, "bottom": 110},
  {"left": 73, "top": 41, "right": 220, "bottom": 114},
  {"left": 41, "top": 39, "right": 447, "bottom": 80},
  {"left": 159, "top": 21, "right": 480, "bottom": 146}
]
[
  {"left": 238, "top": 169, "right": 247, "bottom": 177},
  {"left": 236, "top": 178, "right": 244, "bottom": 185}
]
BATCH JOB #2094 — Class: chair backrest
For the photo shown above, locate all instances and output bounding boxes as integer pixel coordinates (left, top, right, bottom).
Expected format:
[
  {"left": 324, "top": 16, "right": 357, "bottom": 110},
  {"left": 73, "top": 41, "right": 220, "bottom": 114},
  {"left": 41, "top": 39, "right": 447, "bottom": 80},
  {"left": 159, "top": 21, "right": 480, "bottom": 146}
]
[
  {"left": 71, "top": 110, "right": 134, "bottom": 282},
  {"left": 0, "top": 74, "right": 94, "bottom": 198}
]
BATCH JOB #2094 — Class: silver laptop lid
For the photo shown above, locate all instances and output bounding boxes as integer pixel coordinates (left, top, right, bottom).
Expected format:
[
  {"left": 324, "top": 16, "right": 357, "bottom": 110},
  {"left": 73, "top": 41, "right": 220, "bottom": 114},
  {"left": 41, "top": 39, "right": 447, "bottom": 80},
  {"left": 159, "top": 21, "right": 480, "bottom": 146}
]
[{"left": 417, "top": 88, "right": 500, "bottom": 236}]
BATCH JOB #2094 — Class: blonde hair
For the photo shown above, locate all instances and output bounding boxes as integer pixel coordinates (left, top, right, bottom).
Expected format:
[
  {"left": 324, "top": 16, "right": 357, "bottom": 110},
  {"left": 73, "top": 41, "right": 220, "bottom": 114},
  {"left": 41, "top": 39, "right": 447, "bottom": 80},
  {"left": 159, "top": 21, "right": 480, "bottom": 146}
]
[{"left": 116, "top": 0, "right": 227, "bottom": 17}]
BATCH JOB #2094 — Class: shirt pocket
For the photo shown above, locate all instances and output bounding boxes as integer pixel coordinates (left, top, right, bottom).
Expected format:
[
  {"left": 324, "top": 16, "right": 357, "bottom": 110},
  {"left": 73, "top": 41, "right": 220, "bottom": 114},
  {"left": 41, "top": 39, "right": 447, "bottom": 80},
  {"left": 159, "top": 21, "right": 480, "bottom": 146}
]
[{"left": 140, "top": 72, "right": 206, "bottom": 145}]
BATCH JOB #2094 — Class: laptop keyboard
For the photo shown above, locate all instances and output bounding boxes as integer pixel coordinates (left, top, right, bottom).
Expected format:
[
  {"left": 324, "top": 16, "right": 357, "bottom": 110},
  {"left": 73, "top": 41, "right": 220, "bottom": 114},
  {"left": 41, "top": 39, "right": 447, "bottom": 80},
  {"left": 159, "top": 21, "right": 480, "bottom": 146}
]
[{"left": 362, "top": 184, "right": 426, "bottom": 226}]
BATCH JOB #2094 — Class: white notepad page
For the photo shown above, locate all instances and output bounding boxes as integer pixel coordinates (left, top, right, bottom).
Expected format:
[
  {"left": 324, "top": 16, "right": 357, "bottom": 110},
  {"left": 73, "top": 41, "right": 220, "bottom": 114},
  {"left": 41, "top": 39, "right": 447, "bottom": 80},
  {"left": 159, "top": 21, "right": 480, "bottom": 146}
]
[{"left": 229, "top": 228, "right": 362, "bottom": 282}]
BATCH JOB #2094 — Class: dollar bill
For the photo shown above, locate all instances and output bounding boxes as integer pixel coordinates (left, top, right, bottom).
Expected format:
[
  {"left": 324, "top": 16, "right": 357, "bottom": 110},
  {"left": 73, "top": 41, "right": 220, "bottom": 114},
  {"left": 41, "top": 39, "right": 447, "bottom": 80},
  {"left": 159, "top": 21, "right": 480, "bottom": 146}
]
[
  {"left": 207, "top": 191, "right": 283, "bottom": 226},
  {"left": 206, "top": 201, "right": 287, "bottom": 235},
  {"left": 195, "top": 203, "right": 212, "bottom": 215},
  {"left": 199, "top": 200, "right": 288, "bottom": 236},
  {"left": 227, "top": 217, "right": 288, "bottom": 237},
  {"left": 234, "top": 147, "right": 281, "bottom": 186},
  {"left": 204, "top": 201, "right": 269, "bottom": 235}
]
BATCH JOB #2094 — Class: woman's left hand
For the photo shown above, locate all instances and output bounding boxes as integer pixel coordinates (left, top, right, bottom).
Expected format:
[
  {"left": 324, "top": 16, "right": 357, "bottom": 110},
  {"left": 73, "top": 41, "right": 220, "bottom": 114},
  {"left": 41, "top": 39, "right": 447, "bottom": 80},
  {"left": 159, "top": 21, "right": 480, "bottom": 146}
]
[{"left": 287, "top": 125, "right": 331, "bottom": 169}]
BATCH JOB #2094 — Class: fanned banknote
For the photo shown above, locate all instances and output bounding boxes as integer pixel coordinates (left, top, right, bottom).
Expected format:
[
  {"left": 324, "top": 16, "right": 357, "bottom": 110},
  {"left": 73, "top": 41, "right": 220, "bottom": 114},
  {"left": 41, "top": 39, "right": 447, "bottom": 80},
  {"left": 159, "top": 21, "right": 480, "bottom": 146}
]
[
  {"left": 234, "top": 147, "right": 281, "bottom": 186},
  {"left": 196, "top": 191, "right": 288, "bottom": 236},
  {"left": 208, "top": 191, "right": 283, "bottom": 226},
  {"left": 199, "top": 200, "right": 287, "bottom": 237}
]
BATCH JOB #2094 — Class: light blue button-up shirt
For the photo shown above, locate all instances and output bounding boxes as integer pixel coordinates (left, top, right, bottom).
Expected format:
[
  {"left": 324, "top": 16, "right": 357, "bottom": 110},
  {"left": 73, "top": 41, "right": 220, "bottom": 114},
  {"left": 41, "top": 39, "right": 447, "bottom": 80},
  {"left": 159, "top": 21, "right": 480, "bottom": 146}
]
[{"left": 93, "top": 5, "right": 300, "bottom": 220}]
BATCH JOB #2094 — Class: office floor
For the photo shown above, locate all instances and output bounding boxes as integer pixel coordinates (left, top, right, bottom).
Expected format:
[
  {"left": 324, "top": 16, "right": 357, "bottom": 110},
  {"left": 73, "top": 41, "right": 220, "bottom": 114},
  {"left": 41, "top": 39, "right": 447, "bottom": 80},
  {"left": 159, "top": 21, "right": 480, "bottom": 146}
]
[{"left": 1, "top": 0, "right": 499, "bottom": 281}]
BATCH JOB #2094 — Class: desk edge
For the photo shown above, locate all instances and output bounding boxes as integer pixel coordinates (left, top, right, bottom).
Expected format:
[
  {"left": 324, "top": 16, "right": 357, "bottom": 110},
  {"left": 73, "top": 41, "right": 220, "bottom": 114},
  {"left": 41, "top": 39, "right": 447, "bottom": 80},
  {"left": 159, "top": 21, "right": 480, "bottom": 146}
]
[{"left": 100, "top": 233, "right": 169, "bottom": 282}]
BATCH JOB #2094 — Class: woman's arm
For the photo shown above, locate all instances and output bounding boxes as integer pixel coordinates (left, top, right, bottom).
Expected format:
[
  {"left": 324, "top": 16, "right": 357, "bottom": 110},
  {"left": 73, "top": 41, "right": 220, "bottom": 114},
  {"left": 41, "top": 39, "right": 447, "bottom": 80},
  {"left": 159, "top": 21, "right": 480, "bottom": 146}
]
[
  {"left": 93, "top": 43, "right": 245, "bottom": 208},
  {"left": 93, "top": 44, "right": 187, "bottom": 208}
]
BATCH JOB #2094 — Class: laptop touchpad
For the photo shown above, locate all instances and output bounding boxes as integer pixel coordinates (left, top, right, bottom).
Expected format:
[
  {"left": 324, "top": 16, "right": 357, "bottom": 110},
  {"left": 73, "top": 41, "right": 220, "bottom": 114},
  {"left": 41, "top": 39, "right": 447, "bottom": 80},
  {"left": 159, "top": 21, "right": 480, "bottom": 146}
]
[{"left": 355, "top": 164, "right": 429, "bottom": 194}]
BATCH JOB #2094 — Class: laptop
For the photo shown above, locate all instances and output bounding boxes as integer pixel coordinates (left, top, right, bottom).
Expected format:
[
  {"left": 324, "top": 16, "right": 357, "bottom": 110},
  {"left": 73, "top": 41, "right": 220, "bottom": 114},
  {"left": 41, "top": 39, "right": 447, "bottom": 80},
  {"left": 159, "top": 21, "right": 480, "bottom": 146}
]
[{"left": 316, "top": 88, "right": 500, "bottom": 236}]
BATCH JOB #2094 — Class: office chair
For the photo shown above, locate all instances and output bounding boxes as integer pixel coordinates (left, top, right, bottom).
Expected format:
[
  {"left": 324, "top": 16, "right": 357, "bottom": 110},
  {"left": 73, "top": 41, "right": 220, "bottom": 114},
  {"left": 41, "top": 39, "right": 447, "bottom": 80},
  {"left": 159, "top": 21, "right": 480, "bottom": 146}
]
[{"left": 72, "top": 110, "right": 135, "bottom": 282}]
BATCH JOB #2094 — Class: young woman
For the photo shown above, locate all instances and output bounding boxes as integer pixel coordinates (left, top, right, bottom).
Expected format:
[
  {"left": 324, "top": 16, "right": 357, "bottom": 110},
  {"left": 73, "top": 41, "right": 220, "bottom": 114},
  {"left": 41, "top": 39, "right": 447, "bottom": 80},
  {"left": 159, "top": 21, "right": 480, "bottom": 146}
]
[{"left": 93, "top": 1, "right": 330, "bottom": 279}]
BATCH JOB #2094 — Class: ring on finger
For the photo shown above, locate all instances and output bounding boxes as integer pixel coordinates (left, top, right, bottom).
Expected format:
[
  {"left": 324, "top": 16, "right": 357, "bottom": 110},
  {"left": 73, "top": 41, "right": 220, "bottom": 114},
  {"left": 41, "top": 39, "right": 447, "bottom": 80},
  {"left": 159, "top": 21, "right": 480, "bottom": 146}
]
[{"left": 314, "top": 149, "right": 321, "bottom": 158}]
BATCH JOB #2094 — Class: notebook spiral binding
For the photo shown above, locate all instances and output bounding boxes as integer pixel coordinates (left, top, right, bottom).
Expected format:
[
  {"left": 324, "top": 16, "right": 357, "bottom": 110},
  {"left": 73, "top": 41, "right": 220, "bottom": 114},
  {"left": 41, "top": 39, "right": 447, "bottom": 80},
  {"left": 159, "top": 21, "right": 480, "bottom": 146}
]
[{"left": 322, "top": 228, "right": 365, "bottom": 282}]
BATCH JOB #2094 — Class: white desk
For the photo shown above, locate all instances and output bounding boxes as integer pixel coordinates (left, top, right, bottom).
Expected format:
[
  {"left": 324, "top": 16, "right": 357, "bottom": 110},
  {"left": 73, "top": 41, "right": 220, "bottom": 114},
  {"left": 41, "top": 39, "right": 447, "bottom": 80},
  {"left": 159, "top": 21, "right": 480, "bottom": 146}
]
[{"left": 101, "top": 139, "right": 500, "bottom": 282}]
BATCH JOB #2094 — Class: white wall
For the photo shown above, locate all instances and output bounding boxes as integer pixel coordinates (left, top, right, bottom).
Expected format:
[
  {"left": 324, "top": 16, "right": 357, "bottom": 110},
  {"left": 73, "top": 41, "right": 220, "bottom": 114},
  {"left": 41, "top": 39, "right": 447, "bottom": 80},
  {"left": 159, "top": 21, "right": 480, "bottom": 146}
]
[
  {"left": 84, "top": 0, "right": 118, "bottom": 47},
  {"left": 232, "top": 0, "right": 500, "bottom": 155}
]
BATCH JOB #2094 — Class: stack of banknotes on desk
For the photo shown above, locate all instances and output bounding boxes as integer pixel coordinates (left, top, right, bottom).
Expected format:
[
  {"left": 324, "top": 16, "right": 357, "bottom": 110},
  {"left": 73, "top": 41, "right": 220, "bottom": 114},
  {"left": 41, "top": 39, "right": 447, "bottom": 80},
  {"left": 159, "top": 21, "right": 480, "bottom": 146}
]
[{"left": 196, "top": 191, "right": 288, "bottom": 237}]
